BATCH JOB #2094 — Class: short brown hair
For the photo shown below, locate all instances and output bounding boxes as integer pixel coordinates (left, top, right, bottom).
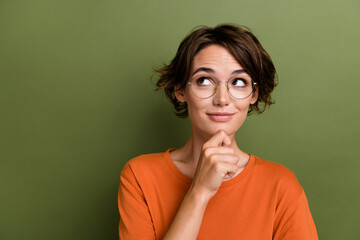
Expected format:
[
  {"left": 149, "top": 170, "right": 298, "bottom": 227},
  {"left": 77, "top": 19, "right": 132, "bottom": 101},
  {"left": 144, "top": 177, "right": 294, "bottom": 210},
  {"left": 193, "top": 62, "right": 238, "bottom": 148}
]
[{"left": 155, "top": 23, "right": 277, "bottom": 118}]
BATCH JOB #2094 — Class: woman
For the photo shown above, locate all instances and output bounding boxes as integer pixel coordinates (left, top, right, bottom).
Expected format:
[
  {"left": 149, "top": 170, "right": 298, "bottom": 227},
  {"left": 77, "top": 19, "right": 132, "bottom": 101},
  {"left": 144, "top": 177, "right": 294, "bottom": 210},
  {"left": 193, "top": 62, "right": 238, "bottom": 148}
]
[{"left": 118, "top": 24, "right": 318, "bottom": 239}]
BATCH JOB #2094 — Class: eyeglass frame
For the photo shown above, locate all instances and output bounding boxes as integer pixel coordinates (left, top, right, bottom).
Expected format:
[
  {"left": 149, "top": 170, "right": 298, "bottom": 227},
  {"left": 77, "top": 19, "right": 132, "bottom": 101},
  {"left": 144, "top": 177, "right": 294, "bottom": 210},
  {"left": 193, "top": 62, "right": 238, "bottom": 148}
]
[{"left": 186, "top": 78, "right": 257, "bottom": 99}]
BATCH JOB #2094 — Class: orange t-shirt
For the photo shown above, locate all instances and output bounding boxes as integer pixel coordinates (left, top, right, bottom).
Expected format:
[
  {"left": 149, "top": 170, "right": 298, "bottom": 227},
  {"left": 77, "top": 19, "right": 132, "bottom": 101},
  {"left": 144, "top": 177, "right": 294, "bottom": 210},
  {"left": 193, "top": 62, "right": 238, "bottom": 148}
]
[{"left": 118, "top": 149, "right": 318, "bottom": 240}]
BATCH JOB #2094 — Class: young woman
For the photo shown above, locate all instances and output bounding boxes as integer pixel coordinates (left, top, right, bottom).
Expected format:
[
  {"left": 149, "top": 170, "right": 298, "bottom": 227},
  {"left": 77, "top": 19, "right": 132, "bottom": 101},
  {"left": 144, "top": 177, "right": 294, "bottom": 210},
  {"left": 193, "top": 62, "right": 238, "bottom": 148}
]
[{"left": 118, "top": 24, "right": 318, "bottom": 240}]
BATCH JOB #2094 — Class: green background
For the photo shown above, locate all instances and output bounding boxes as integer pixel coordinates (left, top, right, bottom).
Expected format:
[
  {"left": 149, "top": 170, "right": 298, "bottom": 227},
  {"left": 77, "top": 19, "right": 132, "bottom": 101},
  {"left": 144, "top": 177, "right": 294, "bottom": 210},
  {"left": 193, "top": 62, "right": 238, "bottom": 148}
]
[{"left": 1, "top": 0, "right": 359, "bottom": 239}]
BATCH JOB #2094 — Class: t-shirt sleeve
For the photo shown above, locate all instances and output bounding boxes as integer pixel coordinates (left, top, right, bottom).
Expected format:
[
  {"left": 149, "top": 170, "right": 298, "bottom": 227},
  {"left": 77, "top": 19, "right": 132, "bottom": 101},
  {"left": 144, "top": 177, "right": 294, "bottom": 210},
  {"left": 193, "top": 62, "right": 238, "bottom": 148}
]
[
  {"left": 272, "top": 172, "right": 318, "bottom": 240},
  {"left": 118, "top": 162, "right": 156, "bottom": 240}
]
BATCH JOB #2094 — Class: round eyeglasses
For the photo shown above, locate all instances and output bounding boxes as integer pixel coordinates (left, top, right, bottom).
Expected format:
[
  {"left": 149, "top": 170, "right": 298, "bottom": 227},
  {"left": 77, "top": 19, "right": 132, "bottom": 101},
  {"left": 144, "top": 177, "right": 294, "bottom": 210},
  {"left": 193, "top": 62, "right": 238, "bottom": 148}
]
[{"left": 187, "top": 75, "right": 257, "bottom": 99}]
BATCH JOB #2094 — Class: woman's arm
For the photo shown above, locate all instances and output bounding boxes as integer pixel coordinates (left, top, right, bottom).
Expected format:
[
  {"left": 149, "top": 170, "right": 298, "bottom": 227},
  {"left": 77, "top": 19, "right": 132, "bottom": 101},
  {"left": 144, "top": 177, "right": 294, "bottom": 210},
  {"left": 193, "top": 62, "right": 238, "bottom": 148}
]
[
  {"left": 163, "top": 131, "right": 240, "bottom": 240},
  {"left": 118, "top": 166, "right": 157, "bottom": 239}
]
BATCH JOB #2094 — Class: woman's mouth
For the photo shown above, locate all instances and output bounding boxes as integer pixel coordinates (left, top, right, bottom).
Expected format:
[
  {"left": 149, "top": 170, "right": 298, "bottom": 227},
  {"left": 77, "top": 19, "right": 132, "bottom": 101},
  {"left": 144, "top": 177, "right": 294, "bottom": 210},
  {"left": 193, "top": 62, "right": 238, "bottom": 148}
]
[{"left": 206, "top": 112, "right": 235, "bottom": 122}]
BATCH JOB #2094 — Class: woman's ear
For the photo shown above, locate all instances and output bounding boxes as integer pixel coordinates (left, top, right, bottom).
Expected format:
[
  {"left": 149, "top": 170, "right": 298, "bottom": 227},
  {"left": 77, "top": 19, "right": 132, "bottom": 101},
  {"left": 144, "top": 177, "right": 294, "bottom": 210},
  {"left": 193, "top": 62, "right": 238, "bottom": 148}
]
[
  {"left": 174, "top": 85, "right": 186, "bottom": 103},
  {"left": 250, "top": 85, "right": 259, "bottom": 104}
]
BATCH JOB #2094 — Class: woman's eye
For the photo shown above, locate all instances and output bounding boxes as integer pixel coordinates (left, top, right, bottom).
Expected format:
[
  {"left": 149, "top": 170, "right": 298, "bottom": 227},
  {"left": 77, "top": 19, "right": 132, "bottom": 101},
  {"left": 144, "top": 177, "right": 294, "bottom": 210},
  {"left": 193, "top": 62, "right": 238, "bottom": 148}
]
[
  {"left": 196, "top": 77, "right": 213, "bottom": 86},
  {"left": 231, "top": 78, "right": 246, "bottom": 87}
]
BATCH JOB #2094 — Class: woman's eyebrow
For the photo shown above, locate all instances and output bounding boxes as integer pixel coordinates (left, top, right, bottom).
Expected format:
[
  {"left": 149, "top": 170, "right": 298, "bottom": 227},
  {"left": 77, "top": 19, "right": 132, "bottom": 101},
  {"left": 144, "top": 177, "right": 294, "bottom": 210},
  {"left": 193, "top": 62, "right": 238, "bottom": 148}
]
[
  {"left": 191, "top": 67, "right": 214, "bottom": 76},
  {"left": 231, "top": 69, "right": 247, "bottom": 75}
]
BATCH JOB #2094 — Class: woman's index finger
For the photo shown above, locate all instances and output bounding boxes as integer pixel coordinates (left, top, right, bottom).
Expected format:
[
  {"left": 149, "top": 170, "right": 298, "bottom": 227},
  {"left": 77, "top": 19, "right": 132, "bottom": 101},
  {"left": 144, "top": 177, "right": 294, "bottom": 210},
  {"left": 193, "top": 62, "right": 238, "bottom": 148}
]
[
  {"left": 204, "top": 130, "right": 231, "bottom": 148},
  {"left": 221, "top": 133, "right": 231, "bottom": 147}
]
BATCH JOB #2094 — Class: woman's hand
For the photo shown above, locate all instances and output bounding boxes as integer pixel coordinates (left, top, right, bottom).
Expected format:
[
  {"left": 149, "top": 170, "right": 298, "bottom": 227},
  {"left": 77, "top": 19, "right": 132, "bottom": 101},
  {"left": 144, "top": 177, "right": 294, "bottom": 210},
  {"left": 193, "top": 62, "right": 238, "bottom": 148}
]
[{"left": 190, "top": 130, "right": 240, "bottom": 200}]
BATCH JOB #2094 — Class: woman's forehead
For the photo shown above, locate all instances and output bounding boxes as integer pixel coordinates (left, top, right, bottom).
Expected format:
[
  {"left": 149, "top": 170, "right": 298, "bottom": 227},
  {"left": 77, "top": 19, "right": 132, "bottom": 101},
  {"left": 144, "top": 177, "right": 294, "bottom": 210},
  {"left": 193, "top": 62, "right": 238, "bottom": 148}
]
[{"left": 192, "top": 45, "right": 244, "bottom": 73}]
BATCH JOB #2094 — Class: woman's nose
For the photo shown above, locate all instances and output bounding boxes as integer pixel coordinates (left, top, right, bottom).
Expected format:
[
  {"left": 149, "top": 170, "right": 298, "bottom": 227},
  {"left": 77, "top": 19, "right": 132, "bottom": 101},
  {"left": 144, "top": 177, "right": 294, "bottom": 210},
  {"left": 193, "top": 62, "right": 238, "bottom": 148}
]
[{"left": 213, "top": 82, "right": 230, "bottom": 106}]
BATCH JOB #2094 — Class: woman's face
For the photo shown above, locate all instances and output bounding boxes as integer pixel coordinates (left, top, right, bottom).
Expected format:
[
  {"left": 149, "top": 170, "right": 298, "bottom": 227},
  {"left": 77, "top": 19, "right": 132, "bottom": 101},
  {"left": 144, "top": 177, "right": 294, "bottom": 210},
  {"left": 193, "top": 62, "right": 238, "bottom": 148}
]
[{"left": 175, "top": 44, "right": 258, "bottom": 138}]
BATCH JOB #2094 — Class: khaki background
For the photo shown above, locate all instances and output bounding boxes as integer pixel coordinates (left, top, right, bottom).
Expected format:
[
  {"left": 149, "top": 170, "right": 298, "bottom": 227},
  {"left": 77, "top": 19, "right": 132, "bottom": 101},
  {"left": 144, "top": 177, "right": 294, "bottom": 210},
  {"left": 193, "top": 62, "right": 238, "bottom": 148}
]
[{"left": 1, "top": 0, "right": 359, "bottom": 239}]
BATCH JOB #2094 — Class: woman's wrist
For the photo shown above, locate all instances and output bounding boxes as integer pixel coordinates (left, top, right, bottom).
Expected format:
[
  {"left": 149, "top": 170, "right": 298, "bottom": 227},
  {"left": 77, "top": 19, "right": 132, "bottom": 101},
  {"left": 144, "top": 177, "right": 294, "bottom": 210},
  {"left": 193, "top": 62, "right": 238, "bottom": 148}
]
[{"left": 187, "top": 184, "right": 212, "bottom": 206}]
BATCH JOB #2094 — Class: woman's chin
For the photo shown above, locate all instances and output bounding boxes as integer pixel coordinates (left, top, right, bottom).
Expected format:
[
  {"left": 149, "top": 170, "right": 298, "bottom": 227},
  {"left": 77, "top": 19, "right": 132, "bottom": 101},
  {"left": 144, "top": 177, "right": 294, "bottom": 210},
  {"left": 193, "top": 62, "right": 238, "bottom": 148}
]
[{"left": 197, "top": 125, "right": 238, "bottom": 138}]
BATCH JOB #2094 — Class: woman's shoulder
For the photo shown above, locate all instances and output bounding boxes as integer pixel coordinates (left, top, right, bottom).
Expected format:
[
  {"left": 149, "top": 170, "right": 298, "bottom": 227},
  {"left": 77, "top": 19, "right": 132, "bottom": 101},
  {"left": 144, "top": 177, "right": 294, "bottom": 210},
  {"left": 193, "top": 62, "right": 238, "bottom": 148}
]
[
  {"left": 121, "top": 150, "right": 170, "bottom": 178},
  {"left": 251, "top": 154, "right": 303, "bottom": 192},
  {"left": 128, "top": 152, "right": 165, "bottom": 165},
  {"left": 253, "top": 155, "right": 296, "bottom": 176}
]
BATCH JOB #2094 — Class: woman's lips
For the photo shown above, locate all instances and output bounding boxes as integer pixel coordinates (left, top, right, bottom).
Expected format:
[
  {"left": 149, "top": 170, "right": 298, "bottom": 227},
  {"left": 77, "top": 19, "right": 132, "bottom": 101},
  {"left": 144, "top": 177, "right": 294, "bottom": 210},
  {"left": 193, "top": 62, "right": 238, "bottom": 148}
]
[{"left": 207, "top": 112, "right": 235, "bottom": 122}]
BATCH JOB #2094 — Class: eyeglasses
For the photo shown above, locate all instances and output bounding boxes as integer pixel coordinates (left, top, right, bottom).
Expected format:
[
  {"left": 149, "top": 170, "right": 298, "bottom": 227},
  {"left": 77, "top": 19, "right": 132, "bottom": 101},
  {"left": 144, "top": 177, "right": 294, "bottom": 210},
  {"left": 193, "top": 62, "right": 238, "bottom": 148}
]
[{"left": 187, "top": 75, "right": 257, "bottom": 99}]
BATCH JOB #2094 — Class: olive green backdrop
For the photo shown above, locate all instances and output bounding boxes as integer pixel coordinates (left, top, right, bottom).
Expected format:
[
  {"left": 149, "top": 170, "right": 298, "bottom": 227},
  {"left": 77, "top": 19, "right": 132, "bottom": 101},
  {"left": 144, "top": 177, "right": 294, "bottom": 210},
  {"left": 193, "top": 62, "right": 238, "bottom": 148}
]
[{"left": 1, "top": 0, "right": 359, "bottom": 239}]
